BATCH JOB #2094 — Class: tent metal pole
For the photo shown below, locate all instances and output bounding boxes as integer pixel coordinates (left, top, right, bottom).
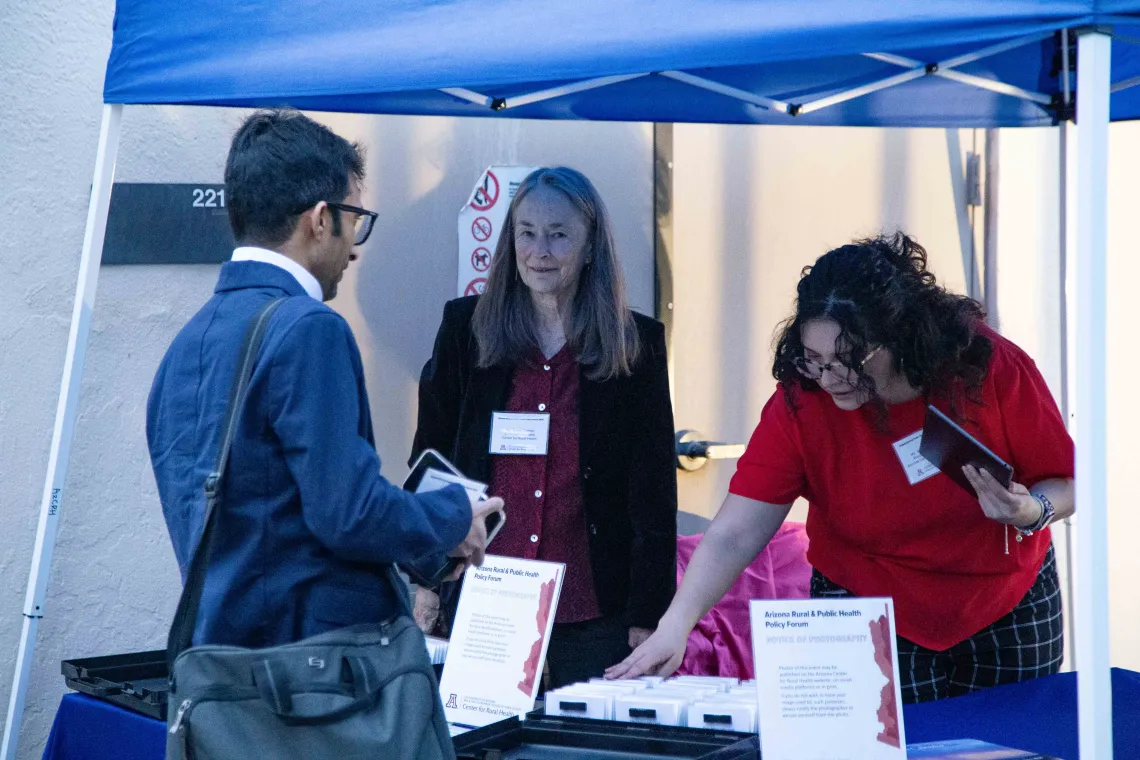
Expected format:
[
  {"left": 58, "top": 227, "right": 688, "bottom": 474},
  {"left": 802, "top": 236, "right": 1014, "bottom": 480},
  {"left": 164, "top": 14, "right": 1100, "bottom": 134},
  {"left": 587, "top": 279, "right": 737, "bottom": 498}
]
[
  {"left": 503, "top": 74, "right": 646, "bottom": 109},
  {"left": 796, "top": 68, "right": 926, "bottom": 114},
  {"left": 1, "top": 103, "right": 122, "bottom": 760},
  {"left": 440, "top": 88, "right": 494, "bottom": 108},
  {"left": 935, "top": 70, "right": 1053, "bottom": 106},
  {"left": 1058, "top": 27, "right": 1077, "bottom": 671},
  {"left": 938, "top": 32, "right": 1054, "bottom": 70},
  {"left": 659, "top": 71, "right": 791, "bottom": 113},
  {"left": 945, "top": 128, "right": 979, "bottom": 300},
  {"left": 1073, "top": 29, "right": 1112, "bottom": 760},
  {"left": 982, "top": 128, "right": 1000, "bottom": 330}
]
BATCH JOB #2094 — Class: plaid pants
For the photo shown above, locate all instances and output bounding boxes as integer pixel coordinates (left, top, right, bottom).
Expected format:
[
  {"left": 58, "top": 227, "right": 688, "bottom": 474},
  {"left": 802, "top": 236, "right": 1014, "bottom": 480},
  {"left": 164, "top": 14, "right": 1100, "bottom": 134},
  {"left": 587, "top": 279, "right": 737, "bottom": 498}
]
[{"left": 810, "top": 546, "right": 1064, "bottom": 704}]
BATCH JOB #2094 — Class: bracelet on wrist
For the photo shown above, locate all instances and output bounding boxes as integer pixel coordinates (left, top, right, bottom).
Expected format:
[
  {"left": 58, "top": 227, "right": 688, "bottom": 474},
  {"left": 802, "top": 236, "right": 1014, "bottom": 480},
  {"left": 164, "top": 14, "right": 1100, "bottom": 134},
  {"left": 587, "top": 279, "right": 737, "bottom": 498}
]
[{"left": 1015, "top": 492, "right": 1055, "bottom": 540}]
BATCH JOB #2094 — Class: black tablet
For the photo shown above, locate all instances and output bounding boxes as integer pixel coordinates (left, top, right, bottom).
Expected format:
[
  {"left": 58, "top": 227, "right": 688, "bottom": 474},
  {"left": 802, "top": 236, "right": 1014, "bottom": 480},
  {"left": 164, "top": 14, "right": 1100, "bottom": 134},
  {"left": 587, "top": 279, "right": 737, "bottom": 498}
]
[{"left": 918, "top": 405, "right": 1014, "bottom": 495}]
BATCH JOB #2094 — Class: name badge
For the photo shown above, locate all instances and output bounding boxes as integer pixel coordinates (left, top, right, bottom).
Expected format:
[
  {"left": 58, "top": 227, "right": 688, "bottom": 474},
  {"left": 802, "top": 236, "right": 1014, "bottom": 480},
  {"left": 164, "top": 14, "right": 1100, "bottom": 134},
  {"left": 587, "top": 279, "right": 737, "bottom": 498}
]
[
  {"left": 892, "top": 430, "right": 940, "bottom": 486},
  {"left": 489, "top": 412, "right": 551, "bottom": 455}
]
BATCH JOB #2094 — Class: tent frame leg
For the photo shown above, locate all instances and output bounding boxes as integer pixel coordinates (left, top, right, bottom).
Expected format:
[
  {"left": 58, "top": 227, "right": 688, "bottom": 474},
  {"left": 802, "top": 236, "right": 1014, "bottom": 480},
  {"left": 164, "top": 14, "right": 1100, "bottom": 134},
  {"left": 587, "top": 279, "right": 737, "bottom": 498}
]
[
  {"left": 1073, "top": 29, "right": 1112, "bottom": 760},
  {"left": 1, "top": 103, "right": 122, "bottom": 760}
]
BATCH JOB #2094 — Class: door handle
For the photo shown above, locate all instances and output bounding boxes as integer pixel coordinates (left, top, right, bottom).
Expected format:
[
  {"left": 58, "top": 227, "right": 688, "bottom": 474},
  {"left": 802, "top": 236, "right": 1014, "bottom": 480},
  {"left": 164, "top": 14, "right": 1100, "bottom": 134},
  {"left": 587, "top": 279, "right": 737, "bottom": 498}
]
[{"left": 675, "top": 430, "right": 746, "bottom": 472}]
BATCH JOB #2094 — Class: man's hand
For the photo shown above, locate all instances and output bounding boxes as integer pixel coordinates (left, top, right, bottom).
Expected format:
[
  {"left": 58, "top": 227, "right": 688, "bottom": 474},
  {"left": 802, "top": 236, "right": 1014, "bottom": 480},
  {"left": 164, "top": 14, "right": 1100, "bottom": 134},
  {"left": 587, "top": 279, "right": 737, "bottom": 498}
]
[
  {"left": 413, "top": 587, "right": 440, "bottom": 634},
  {"left": 962, "top": 465, "right": 1040, "bottom": 528},
  {"left": 448, "top": 496, "right": 505, "bottom": 577}
]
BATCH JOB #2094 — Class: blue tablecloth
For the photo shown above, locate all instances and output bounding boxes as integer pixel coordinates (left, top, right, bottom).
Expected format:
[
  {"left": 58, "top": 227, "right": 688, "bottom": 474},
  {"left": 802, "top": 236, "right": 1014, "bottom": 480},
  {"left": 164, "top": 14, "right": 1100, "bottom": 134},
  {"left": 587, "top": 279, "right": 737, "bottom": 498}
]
[
  {"left": 43, "top": 669, "right": 1140, "bottom": 759},
  {"left": 43, "top": 693, "right": 164, "bottom": 760},
  {"left": 903, "top": 668, "right": 1140, "bottom": 759}
]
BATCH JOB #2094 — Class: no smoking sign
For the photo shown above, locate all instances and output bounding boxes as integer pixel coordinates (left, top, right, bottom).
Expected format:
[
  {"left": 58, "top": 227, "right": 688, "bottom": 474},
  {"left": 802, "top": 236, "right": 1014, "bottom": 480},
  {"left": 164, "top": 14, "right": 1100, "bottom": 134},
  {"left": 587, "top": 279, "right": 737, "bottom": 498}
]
[
  {"left": 464, "top": 278, "right": 487, "bottom": 296},
  {"left": 470, "top": 171, "right": 500, "bottom": 211}
]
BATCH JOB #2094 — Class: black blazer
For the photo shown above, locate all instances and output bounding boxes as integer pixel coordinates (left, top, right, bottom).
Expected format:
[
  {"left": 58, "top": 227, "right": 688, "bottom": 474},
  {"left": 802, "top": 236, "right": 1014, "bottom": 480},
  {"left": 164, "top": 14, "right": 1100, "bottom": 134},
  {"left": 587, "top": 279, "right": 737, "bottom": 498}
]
[{"left": 411, "top": 296, "right": 678, "bottom": 630}]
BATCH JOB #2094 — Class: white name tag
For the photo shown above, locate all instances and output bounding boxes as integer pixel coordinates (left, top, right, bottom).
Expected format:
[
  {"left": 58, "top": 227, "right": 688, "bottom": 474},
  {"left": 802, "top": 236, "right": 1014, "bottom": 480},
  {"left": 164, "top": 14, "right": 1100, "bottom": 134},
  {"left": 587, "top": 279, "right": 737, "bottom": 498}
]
[
  {"left": 892, "top": 430, "right": 940, "bottom": 485},
  {"left": 489, "top": 412, "right": 551, "bottom": 455}
]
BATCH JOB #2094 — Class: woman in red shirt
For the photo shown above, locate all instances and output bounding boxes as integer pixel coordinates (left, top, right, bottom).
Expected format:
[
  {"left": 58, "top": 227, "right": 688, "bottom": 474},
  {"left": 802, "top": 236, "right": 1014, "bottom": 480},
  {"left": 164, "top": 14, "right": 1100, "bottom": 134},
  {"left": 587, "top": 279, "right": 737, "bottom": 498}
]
[{"left": 609, "top": 233, "right": 1074, "bottom": 703}]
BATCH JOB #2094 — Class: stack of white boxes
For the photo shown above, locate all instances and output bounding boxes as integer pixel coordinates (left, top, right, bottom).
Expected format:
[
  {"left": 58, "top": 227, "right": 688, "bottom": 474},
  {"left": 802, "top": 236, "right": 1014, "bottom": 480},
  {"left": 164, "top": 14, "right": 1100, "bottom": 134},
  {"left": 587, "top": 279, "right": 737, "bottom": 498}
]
[
  {"left": 424, "top": 635, "right": 449, "bottom": 665},
  {"left": 544, "top": 675, "right": 758, "bottom": 733}
]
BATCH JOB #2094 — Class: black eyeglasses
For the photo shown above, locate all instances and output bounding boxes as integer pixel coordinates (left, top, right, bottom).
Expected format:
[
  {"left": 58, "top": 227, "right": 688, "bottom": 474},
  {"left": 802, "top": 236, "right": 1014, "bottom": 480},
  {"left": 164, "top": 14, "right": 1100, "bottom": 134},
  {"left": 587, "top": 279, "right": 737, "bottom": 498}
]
[
  {"left": 793, "top": 345, "right": 882, "bottom": 384},
  {"left": 326, "top": 202, "right": 378, "bottom": 246}
]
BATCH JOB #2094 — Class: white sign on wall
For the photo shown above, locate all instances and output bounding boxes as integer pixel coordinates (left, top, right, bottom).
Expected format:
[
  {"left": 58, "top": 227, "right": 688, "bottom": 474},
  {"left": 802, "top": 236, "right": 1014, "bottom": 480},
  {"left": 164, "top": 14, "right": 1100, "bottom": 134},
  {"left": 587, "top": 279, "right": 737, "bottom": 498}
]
[{"left": 457, "top": 166, "right": 539, "bottom": 298}]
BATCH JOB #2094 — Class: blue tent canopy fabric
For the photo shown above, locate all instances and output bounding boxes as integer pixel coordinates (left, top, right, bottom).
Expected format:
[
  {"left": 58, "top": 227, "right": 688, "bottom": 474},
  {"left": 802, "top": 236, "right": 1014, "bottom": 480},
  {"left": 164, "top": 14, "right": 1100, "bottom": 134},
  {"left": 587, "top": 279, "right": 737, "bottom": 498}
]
[{"left": 104, "top": 0, "right": 1140, "bottom": 126}]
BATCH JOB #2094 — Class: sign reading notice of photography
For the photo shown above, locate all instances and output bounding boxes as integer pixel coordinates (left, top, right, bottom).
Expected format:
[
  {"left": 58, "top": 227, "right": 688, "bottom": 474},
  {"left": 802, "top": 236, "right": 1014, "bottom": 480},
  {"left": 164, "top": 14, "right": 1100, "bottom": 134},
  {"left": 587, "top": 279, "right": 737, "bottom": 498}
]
[
  {"left": 439, "top": 555, "right": 564, "bottom": 728},
  {"left": 750, "top": 598, "right": 906, "bottom": 760}
]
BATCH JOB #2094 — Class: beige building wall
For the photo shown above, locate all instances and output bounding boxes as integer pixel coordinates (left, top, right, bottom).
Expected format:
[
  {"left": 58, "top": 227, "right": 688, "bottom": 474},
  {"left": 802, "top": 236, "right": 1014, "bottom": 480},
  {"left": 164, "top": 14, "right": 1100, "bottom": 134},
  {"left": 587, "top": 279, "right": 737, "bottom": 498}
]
[
  {"left": 671, "top": 124, "right": 970, "bottom": 520},
  {"left": 0, "top": 99, "right": 653, "bottom": 757},
  {"left": 669, "top": 120, "right": 1140, "bottom": 672}
]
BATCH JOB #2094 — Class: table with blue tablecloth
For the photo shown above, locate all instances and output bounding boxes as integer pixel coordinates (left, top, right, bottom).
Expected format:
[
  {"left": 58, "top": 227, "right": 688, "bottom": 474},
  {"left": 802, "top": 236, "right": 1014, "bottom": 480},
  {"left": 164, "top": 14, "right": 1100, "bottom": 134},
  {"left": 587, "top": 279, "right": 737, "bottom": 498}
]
[{"left": 43, "top": 669, "right": 1140, "bottom": 759}]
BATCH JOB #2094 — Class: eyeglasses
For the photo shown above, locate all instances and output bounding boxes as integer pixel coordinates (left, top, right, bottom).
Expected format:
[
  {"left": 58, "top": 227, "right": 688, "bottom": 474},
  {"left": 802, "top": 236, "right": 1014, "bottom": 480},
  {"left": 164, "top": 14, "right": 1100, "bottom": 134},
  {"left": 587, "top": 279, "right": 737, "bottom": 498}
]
[
  {"left": 325, "top": 202, "right": 378, "bottom": 246},
  {"left": 793, "top": 345, "right": 883, "bottom": 384}
]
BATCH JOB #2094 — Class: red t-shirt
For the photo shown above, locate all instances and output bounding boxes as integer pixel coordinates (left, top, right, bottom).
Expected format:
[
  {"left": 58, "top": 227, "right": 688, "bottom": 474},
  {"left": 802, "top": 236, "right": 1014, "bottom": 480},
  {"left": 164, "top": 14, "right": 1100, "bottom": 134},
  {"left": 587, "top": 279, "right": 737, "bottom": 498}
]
[
  {"left": 728, "top": 327, "right": 1074, "bottom": 651},
  {"left": 488, "top": 346, "right": 602, "bottom": 624}
]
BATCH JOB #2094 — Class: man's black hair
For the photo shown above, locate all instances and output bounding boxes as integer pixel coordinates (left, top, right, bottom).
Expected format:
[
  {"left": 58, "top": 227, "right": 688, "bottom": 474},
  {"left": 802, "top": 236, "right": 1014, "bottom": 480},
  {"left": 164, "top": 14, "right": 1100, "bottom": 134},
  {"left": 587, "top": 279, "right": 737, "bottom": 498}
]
[{"left": 224, "top": 109, "right": 365, "bottom": 247}]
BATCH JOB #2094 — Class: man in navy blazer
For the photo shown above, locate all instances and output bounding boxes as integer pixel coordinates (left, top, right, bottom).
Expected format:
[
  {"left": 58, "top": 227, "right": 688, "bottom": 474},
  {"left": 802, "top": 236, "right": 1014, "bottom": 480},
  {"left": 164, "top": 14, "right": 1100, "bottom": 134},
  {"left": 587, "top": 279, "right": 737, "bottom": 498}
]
[{"left": 147, "top": 110, "right": 502, "bottom": 647}]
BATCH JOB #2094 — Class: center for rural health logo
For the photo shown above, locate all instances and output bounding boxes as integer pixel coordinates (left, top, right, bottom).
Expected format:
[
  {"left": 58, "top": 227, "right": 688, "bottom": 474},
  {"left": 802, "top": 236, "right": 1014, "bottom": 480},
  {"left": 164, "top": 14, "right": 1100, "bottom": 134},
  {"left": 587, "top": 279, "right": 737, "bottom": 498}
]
[{"left": 446, "top": 693, "right": 458, "bottom": 709}]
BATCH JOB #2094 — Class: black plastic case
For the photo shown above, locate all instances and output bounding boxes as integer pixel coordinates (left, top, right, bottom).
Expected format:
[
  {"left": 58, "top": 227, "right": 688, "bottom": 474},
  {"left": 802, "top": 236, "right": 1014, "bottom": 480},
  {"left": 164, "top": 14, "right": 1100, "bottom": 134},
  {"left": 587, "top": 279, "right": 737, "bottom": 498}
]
[
  {"left": 60, "top": 650, "right": 169, "bottom": 720},
  {"left": 453, "top": 712, "right": 760, "bottom": 759}
]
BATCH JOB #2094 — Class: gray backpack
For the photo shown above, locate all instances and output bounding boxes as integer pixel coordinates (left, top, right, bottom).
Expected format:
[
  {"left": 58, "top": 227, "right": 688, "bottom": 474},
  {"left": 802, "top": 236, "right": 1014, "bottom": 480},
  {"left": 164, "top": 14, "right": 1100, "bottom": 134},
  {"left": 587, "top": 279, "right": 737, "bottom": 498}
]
[{"left": 165, "top": 298, "right": 456, "bottom": 760}]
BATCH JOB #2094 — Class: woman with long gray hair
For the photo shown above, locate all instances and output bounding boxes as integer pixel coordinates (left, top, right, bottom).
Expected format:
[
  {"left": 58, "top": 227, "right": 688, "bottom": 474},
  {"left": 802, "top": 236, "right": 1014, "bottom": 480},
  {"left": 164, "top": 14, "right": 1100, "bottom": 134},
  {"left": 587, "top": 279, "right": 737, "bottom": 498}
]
[{"left": 411, "top": 167, "right": 677, "bottom": 688}]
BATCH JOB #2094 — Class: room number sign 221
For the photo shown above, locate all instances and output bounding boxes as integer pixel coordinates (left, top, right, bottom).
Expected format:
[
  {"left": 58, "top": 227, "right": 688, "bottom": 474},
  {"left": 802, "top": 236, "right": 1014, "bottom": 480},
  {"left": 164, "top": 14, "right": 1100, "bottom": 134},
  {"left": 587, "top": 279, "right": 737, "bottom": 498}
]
[{"left": 192, "top": 188, "right": 225, "bottom": 208}]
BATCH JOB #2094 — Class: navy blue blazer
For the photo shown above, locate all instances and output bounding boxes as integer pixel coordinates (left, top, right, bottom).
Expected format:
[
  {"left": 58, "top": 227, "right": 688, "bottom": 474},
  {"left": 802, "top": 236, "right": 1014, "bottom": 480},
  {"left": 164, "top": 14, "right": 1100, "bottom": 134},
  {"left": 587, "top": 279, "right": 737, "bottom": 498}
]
[{"left": 147, "top": 261, "right": 471, "bottom": 647}]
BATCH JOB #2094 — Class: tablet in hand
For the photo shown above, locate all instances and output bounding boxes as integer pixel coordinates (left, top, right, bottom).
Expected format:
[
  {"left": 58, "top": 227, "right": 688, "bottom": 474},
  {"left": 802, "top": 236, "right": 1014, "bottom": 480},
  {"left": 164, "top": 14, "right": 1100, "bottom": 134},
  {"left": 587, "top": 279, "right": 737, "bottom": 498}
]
[{"left": 918, "top": 405, "right": 1013, "bottom": 494}]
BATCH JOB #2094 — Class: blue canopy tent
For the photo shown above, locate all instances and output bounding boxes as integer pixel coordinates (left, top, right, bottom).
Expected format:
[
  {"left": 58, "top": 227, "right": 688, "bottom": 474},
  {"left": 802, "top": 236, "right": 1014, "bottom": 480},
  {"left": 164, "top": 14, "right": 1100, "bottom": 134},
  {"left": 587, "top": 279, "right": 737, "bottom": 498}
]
[{"left": 7, "top": 1, "right": 1138, "bottom": 757}]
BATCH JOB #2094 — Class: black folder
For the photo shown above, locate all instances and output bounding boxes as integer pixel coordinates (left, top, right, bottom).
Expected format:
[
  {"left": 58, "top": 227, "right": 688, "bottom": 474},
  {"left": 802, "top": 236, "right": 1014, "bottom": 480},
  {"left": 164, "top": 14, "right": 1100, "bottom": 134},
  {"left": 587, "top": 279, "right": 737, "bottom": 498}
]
[{"left": 918, "top": 405, "right": 1013, "bottom": 494}]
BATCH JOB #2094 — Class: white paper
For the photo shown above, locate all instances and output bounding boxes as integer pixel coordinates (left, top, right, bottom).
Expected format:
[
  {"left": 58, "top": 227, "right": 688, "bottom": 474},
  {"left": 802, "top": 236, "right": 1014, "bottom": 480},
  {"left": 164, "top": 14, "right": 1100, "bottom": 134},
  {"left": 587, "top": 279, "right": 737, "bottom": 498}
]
[
  {"left": 750, "top": 597, "right": 906, "bottom": 760},
  {"left": 891, "top": 430, "right": 940, "bottom": 486},
  {"left": 439, "top": 555, "right": 564, "bottom": 727},
  {"left": 415, "top": 467, "right": 487, "bottom": 500},
  {"left": 489, "top": 412, "right": 551, "bottom": 455},
  {"left": 457, "top": 166, "right": 540, "bottom": 298}
]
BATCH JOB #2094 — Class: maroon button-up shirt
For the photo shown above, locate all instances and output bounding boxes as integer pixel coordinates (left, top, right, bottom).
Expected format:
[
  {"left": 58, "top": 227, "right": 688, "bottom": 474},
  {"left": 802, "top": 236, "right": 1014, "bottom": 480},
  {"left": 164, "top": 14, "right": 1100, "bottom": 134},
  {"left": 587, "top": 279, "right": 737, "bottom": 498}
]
[{"left": 488, "top": 346, "right": 602, "bottom": 624}]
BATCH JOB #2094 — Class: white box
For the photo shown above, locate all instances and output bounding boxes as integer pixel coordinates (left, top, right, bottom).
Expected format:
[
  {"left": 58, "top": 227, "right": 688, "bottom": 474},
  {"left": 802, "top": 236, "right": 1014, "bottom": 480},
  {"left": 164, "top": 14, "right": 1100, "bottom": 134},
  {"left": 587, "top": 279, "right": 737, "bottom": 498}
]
[
  {"left": 637, "top": 676, "right": 666, "bottom": 686},
  {"left": 588, "top": 677, "right": 649, "bottom": 691},
  {"left": 562, "top": 681, "right": 643, "bottom": 695},
  {"left": 649, "top": 684, "right": 720, "bottom": 700},
  {"left": 688, "top": 700, "right": 758, "bottom": 733},
  {"left": 671, "top": 676, "right": 740, "bottom": 691},
  {"left": 613, "top": 694, "right": 691, "bottom": 727},
  {"left": 544, "top": 689, "right": 614, "bottom": 720}
]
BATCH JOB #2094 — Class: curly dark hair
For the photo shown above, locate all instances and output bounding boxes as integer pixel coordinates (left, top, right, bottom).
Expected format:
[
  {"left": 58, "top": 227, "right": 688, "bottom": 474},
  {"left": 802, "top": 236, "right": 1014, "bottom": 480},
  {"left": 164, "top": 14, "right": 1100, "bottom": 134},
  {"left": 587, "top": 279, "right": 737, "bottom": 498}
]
[{"left": 772, "top": 232, "right": 992, "bottom": 422}]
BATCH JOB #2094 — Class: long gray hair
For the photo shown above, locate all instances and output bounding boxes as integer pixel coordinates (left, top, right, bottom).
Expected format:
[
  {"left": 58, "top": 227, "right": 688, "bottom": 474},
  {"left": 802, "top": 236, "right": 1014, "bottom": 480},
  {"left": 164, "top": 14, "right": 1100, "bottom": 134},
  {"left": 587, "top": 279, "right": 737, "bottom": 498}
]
[{"left": 471, "top": 167, "right": 640, "bottom": 380}]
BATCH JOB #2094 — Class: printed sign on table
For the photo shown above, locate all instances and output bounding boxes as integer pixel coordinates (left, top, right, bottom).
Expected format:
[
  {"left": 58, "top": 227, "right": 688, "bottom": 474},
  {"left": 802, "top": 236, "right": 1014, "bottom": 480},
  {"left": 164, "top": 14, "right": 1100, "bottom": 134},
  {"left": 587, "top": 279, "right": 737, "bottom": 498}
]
[
  {"left": 750, "top": 597, "right": 906, "bottom": 760},
  {"left": 439, "top": 555, "right": 564, "bottom": 727},
  {"left": 457, "top": 166, "right": 539, "bottom": 298}
]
